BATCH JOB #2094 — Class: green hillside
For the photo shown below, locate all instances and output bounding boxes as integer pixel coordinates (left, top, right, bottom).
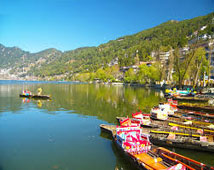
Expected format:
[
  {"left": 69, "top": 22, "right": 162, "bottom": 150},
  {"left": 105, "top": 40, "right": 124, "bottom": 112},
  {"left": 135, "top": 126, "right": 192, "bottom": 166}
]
[
  {"left": 0, "top": 44, "right": 29, "bottom": 68},
  {"left": 31, "top": 12, "right": 214, "bottom": 77},
  {"left": 0, "top": 12, "right": 214, "bottom": 81}
]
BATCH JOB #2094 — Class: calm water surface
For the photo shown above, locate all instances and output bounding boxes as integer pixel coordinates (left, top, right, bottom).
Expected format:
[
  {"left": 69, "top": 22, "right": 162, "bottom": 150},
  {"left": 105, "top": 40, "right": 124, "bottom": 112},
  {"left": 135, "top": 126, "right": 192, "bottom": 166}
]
[{"left": 0, "top": 80, "right": 213, "bottom": 170}]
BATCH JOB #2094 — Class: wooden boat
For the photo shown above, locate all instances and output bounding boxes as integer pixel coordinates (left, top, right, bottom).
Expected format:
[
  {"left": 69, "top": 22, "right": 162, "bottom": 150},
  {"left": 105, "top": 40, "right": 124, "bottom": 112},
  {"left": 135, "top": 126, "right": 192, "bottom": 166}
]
[
  {"left": 165, "top": 89, "right": 194, "bottom": 96},
  {"left": 177, "top": 104, "right": 214, "bottom": 113},
  {"left": 171, "top": 96, "right": 209, "bottom": 102},
  {"left": 166, "top": 116, "right": 214, "bottom": 131},
  {"left": 117, "top": 116, "right": 214, "bottom": 134},
  {"left": 177, "top": 109, "right": 214, "bottom": 119},
  {"left": 175, "top": 110, "right": 214, "bottom": 123},
  {"left": 19, "top": 94, "right": 51, "bottom": 99},
  {"left": 100, "top": 124, "right": 214, "bottom": 169},
  {"left": 168, "top": 122, "right": 214, "bottom": 134},
  {"left": 116, "top": 116, "right": 159, "bottom": 128},
  {"left": 149, "top": 130, "right": 214, "bottom": 152}
]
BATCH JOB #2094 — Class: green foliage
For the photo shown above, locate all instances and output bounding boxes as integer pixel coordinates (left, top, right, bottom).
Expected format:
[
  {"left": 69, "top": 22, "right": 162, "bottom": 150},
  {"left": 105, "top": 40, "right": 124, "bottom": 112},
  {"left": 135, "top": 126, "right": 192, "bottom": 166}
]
[
  {"left": 94, "top": 66, "right": 119, "bottom": 82},
  {"left": 0, "top": 44, "right": 29, "bottom": 68},
  {"left": 73, "top": 73, "right": 91, "bottom": 82},
  {"left": 136, "top": 64, "right": 160, "bottom": 83},
  {"left": 124, "top": 68, "right": 136, "bottom": 83}
]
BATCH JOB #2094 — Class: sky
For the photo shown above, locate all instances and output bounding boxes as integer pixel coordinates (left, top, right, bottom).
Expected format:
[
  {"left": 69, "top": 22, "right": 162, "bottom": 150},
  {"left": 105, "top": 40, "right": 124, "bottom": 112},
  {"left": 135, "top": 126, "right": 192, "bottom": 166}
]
[{"left": 0, "top": 0, "right": 214, "bottom": 53}]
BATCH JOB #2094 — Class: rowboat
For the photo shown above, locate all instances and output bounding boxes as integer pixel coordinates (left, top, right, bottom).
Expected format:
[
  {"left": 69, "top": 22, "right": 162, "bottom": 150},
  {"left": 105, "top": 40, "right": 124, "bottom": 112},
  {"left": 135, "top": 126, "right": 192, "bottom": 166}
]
[
  {"left": 176, "top": 109, "right": 214, "bottom": 121},
  {"left": 166, "top": 116, "right": 214, "bottom": 131},
  {"left": 116, "top": 116, "right": 159, "bottom": 128},
  {"left": 177, "top": 104, "right": 214, "bottom": 113},
  {"left": 117, "top": 116, "right": 214, "bottom": 133},
  {"left": 19, "top": 94, "right": 51, "bottom": 99},
  {"left": 100, "top": 124, "right": 214, "bottom": 169},
  {"left": 170, "top": 96, "right": 209, "bottom": 102},
  {"left": 149, "top": 130, "right": 214, "bottom": 152},
  {"left": 165, "top": 89, "right": 195, "bottom": 96}
]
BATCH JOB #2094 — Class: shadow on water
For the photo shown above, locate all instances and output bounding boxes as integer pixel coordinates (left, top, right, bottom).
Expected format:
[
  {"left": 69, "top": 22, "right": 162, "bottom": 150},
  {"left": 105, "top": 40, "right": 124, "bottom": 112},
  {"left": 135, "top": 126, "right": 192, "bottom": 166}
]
[
  {"left": 0, "top": 163, "right": 4, "bottom": 170},
  {"left": 100, "top": 130, "right": 138, "bottom": 170},
  {"left": 111, "top": 143, "right": 139, "bottom": 170},
  {"left": 99, "top": 131, "right": 112, "bottom": 141},
  {"left": 163, "top": 146, "right": 214, "bottom": 166}
]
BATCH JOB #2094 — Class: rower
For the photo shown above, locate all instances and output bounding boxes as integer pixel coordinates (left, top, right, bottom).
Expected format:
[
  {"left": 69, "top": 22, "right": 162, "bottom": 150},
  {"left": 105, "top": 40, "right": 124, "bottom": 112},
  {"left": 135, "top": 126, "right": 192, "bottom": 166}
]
[{"left": 37, "top": 87, "right": 42, "bottom": 95}]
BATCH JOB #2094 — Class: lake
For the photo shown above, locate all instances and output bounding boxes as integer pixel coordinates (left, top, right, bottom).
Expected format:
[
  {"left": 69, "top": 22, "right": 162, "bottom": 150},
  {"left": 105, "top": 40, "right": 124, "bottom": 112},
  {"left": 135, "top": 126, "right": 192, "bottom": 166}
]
[{"left": 0, "top": 80, "right": 213, "bottom": 170}]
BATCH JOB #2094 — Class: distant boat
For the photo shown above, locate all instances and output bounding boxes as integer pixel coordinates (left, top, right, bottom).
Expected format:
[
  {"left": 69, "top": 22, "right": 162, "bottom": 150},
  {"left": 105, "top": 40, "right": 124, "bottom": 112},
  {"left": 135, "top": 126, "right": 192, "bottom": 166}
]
[{"left": 19, "top": 94, "right": 51, "bottom": 99}]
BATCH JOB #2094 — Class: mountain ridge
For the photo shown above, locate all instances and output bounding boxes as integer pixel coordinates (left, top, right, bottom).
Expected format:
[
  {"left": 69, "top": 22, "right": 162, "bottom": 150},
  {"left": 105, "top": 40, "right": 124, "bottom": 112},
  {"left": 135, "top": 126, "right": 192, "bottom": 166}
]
[{"left": 0, "top": 12, "right": 214, "bottom": 80}]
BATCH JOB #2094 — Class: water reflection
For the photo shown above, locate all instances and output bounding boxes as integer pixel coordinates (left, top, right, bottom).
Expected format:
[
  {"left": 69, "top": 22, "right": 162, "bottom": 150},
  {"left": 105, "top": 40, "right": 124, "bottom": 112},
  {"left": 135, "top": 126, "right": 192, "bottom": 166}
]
[
  {"left": 100, "top": 130, "right": 138, "bottom": 170},
  {"left": 21, "top": 98, "right": 49, "bottom": 108},
  {"left": 0, "top": 82, "right": 164, "bottom": 123}
]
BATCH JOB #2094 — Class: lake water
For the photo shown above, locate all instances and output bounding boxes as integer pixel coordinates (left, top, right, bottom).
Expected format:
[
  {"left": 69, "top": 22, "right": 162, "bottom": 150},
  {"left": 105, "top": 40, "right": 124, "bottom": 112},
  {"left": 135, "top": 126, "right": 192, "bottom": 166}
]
[{"left": 0, "top": 80, "right": 213, "bottom": 170}]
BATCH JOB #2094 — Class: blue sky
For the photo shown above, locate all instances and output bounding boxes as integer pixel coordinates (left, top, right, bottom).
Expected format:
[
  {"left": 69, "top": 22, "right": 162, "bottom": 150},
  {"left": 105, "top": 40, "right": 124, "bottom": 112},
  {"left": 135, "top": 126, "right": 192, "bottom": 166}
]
[{"left": 0, "top": 0, "right": 213, "bottom": 52}]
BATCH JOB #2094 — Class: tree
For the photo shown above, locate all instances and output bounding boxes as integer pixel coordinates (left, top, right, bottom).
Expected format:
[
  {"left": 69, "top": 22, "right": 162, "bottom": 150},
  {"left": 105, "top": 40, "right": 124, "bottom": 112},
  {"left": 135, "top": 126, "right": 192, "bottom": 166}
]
[
  {"left": 166, "top": 47, "right": 174, "bottom": 83},
  {"left": 124, "top": 68, "right": 136, "bottom": 83},
  {"left": 191, "top": 47, "right": 207, "bottom": 86},
  {"left": 208, "top": 43, "right": 214, "bottom": 86},
  {"left": 174, "top": 46, "right": 197, "bottom": 88},
  {"left": 137, "top": 64, "right": 160, "bottom": 84}
]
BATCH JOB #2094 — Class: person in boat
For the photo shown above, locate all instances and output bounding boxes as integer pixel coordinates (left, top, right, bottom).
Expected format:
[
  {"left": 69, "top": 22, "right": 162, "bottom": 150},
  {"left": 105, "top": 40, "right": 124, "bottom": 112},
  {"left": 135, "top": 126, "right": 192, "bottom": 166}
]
[
  {"left": 27, "top": 90, "right": 31, "bottom": 96},
  {"left": 37, "top": 88, "right": 42, "bottom": 95},
  {"left": 22, "top": 90, "right": 26, "bottom": 95},
  {"left": 23, "top": 90, "right": 31, "bottom": 96}
]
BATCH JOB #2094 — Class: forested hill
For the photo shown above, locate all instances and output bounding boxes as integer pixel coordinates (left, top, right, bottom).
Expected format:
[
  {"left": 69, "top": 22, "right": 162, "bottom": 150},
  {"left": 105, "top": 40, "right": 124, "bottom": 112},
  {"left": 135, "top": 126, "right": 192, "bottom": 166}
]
[
  {"left": 0, "top": 44, "right": 29, "bottom": 68},
  {"left": 0, "top": 44, "right": 62, "bottom": 77},
  {"left": 30, "top": 12, "right": 214, "bottom": 78},
  {"left": 0, "top": 12, "right": 214, "bottom": 80}
]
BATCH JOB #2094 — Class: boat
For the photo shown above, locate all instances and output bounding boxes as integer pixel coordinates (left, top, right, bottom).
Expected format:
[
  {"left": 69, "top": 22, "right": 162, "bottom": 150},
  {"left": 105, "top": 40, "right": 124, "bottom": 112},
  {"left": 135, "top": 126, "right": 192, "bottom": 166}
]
[
  {"left": 177, "top": 104, "right": 214, "bottom": 113},
  {"left": 116, "top": 116, "right": 159, "bottom": 128},
  {"left": 19, "top": 94, "right": 51, "bottom": 99},
  {"left": 149, "top": 129, "right": 214, "bottom": 152},
  {"left": 170, "top": 96, "right": 209, "bottom": 102},
  {"left": 116, "top": 116, "right": 214, "bottom": 135},
  {"left": 165, "top": 88, "right": 196, "bottom": 97},
  {"left": 150, "top": 101, "right": 179, "bottom": 120},
  {"left": 176, "top": 109, "right": 214, "bottom": 121},
  {"left": 166, "top": 115, "right": 214, "bottom": 131},
  {"left": 100, "top": 124, "right": 214, "bottom": 169}
]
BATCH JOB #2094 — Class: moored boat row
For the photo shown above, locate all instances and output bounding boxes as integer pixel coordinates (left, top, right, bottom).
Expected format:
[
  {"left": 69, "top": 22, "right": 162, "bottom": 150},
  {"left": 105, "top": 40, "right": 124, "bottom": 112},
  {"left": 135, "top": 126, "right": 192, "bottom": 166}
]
[
  {"left": 98, "top": 87, "right": 214, "bottom": 169},
  {"left": 100, "top": 123, "right": 214, "bottom": 169}
]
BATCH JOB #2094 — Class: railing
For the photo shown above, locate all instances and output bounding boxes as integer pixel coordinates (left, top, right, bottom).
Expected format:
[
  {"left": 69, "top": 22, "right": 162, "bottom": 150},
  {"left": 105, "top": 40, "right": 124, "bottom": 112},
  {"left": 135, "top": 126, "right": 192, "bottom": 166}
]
[{"left": 157, "top": 147, "right": 214, "bottom": 170}]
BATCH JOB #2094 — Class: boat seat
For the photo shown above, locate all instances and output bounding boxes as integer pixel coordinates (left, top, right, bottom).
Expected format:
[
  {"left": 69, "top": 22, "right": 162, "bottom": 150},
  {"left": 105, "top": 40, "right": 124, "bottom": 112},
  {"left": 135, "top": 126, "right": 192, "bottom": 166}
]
[
  {"left": 207, "top": 135, "right": 214, "bottom": 142},
  {"left": 135, "top": 153, "right": 166, "bottom": 169},
  {"left": 162, "top": 161, "right": 174, "bottom": 167}
]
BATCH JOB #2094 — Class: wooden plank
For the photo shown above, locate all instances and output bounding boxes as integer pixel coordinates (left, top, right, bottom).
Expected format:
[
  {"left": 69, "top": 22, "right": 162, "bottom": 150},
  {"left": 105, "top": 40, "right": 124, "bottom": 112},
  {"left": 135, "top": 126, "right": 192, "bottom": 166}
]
[
  {"left": 169, "top": 123, "right": 214, "bottom": 133},
  {"left": 150, "top": 130, "right": 201, "bottom": 137},
  {"left": 135, "top": 153, "right": 166, "bottom": 169}
]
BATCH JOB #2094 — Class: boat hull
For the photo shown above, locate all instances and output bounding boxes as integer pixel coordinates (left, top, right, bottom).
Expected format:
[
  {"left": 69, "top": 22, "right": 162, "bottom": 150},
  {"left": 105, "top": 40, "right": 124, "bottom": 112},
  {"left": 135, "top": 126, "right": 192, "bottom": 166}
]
[
  {"left": 171, "top": 96, "right": 209, "bottom": 102},
  {"left": 150, "top": 135, "right": 214, "bottom": 152},
  {"left": 178, "top": 105, "right": 214, "bottom": 113},
  {"left": 19, "top": 94, "right": 50, "bottom": 99}
]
